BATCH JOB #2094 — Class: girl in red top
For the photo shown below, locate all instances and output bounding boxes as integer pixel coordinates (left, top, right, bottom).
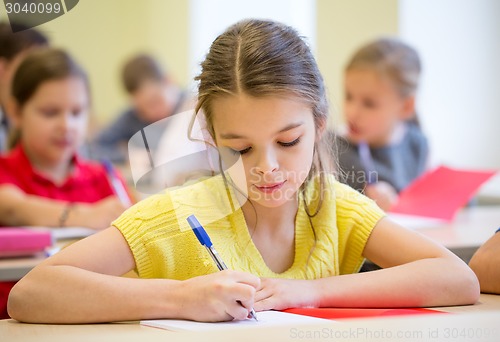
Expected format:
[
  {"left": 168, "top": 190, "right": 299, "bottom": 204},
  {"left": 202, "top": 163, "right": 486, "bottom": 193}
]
[{"left": 0, "top": 48, "right": 131, "bottom": 318}]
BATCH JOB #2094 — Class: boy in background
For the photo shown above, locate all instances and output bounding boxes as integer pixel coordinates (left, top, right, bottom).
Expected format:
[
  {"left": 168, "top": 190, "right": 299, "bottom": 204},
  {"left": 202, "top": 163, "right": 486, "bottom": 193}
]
[{"left": 91, "top": 54, "right": 192, "bottom": 164}]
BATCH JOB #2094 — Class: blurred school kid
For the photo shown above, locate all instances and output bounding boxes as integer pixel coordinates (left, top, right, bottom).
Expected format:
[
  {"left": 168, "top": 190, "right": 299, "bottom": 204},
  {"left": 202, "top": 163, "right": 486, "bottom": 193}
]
[
  {"left": 0, "top": 48, "right": 131, "bottom": 319},
  {"left": 91, "top": 54, "right": 193, "bottom": 164},
  {"left": 336, "top": 38, "right": 428, "bottom": 211}
]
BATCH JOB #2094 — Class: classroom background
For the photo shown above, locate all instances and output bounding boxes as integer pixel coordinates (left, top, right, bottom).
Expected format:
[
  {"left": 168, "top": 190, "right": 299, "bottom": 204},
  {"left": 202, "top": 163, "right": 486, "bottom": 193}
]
[
  {"left": 1, "top": 0, "right": 499, "bottom": 171},
  {"left": 2, "top": 1, "right": 500, "bottom": 336}
]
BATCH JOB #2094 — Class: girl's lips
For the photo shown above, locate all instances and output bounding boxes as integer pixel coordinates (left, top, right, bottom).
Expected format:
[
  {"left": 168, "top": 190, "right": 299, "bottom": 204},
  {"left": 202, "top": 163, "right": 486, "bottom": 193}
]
[
  {"left": 53, "top": 140, "right": 72, "bottom": 148},
  {"left": 255, "top": 181, "right": 286, "bottom": 193}
]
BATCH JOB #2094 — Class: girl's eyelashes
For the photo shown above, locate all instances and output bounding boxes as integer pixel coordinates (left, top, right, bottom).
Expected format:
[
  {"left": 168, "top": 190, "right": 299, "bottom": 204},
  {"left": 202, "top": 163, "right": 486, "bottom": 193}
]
[
  {"left": 232, "top": 146, "right": 252, "bottom": 155},
  {"left": 345, "top": 93, "right": 377, "bottom": 109},
  {"left": 238, "top": 147, "right": 252, "bottom": 155},
  {"left": 279, "top": 137, "right": 301, "bottom": 147},
  {"left": 230, "top": 137, "right": 301, "bottom": 155},
  {"left": 39, "top": 108, "right": 59, "bottom": 117},
  {"left": 37, "top": 107, "right": 87, "bottom": 118}
]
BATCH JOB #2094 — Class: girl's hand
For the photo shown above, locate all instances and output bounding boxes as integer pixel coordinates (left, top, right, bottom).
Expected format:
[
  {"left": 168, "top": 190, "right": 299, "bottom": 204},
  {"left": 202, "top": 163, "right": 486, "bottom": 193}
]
[
  {"left": 71, "top": 197, "right": 128, "bottom": 230},
  {"left": 254, "top": 278, "right": 317, "bottom": 311},
  {"left": 365, "top": 181, "right": 398, "bottom": 211},
  {"left": 176, "top": 270, "right": 260, "bottom": 322}
]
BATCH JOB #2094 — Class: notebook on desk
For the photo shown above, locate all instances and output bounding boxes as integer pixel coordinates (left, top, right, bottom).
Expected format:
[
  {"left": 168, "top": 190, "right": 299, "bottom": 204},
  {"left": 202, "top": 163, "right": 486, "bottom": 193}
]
[
  {"left": 0, "top": 228, "right": 53, "bottom": 257},
  {"left": 141, "top": 310, "right": 331, "bottom": 332},
  {"left": 48, "top": 227, "right": 95, "bottom": 240},
  {"left": 0, "top": 226, "right": 95, "bottom": 258},
  {"left": 140, "top": 307, "right": 446, "bottom": 332},
  {"left": 389, "top": 166, "right": 496, "bottom": 221}
]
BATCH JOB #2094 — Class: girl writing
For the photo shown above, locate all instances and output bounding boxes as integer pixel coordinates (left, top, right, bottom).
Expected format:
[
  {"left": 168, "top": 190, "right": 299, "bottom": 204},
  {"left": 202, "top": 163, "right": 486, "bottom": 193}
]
[{"left": 8, "top": 20, "right": 477, "bottom": 324}]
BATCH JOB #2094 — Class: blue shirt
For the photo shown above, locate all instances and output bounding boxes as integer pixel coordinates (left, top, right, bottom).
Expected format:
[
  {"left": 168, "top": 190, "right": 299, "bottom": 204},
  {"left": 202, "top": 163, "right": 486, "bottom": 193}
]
[{"left": 336, "top": 122, "right": 428, "bottom": 193}]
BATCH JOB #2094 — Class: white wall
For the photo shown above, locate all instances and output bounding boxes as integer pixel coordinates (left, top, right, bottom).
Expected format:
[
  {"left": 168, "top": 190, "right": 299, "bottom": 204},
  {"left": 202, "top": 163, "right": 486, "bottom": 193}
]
[
  {"left": 0, "top": 0, "right": 191, "bottom": 125},
  {"left": 400, "top": 0, "right": 500, "bottom": 169},
  {"left": 189, "top": 0, "right": 316, "bottom": 91}
]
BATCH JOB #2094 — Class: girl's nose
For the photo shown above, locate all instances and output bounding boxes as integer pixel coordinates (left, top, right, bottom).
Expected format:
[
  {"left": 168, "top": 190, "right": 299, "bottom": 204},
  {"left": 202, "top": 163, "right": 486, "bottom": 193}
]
[
  {"left": 59, "top": 112, "right": 78, "bottom": 132},
  {"left": 254, "top": 148, "right": 279, "bottom": 174},
  {"left": 59, "top": 113, "right": 71, "bottom": 129}
]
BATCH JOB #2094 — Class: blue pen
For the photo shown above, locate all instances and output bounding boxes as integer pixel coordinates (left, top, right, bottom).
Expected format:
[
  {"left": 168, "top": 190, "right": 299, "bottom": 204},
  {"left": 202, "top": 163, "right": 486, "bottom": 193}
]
[
  {"left": 187, "top": 214, "right": 258, "bottom": 321},
  {"left": 102, "top": 159, "right": 132, "bottom": 207}
]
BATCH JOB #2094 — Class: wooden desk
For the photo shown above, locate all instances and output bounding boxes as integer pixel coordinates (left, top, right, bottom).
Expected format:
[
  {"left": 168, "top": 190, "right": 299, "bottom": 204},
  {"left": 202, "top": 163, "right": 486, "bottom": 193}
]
[
  {"left": 0, "top": 228, "right": 92, "bottom": 281},
  {"left": 1, "top": 294, "right": 499, "bottom": 342},
  {"left": 478, "top": 173, "right": 500, "bottom": 205},
  {"left": 0, "top": 239, "right": 78, "bottom": 281},
  {"left": 0, "top": 253, "right": 46, "bottom": 281},
  {"left": 398, "top": 205, "right": 500, "bottom": 261}
]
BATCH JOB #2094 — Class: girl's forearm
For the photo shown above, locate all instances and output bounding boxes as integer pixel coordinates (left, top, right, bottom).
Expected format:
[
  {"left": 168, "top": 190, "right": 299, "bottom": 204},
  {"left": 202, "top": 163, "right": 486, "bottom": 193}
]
[
  {"left": 8, "top": 265, "right": 183, "bottom": 323},
  {"left": 312, "top": 258, "right": 479, "bottom": 308},
  {"left": 0, "top": 187, "right": 117, "bottom": 229},
  {"left": 0, "top": 189, "right": 64, "bottom": 227}
]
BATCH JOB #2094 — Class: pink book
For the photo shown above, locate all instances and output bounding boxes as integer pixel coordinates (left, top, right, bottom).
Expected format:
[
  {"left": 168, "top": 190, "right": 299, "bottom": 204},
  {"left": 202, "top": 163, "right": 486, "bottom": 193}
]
[
  {"left": 0, "top": 228, "right": 53, "bottom": 257},
  {"left": 390, "top": 166, "right": 496, "bottom": 221}
]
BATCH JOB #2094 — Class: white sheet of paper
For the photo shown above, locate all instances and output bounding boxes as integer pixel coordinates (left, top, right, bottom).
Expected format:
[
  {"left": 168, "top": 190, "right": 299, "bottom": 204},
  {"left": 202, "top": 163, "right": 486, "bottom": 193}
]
[
  {"left": 25, "top": 226, "right": 96, "bottom": 241},
  {"left": 387, "top": 213, "right": 447, "bottom": 230},
  {"left": 50, "top": 227, "right": 96, "bottom": 240},
  {"left": 141, "top": 310, "right": 331, "bottom": 332}
]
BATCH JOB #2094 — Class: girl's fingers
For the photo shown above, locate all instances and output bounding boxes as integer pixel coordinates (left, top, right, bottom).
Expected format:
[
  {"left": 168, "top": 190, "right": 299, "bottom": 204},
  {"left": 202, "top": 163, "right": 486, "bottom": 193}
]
[
  {"left": 253, "top": 296, "right": 275, "bottom": 312},
  {"left": 254, "top": 286, "right": 272, "bottom": 302},
  {"left": 254, "top": 277, "right": 274, "bottom": 301},
  {"left": 256, "top": 277, "right": 270, "bottom": 291},
  {"left": 225, "top": 302, "right": 251, "bottom": 321},
  {"left": 233, "top": 271, "right": 261, "bottom": 289},
  {"left": 238, "top": 298, "right": 255, "bottom": 313},
  {"left": 230, "top": 282, "right": 256, "bottom": 319},
  {"left": 209, "top": 272, "right": 258, "bottom": 321}
]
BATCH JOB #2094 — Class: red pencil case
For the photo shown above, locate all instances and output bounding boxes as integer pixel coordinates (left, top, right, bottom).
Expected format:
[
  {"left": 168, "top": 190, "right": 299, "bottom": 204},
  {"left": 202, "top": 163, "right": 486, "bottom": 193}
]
[{"left": 0, "top": 228, "right": 53, "bottom": 257}]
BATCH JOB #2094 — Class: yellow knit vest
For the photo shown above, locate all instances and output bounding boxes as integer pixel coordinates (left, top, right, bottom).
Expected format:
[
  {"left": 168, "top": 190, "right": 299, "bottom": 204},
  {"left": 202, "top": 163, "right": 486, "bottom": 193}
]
[{"left": 113, "top": 174, "right": 384, "bottom": 279}]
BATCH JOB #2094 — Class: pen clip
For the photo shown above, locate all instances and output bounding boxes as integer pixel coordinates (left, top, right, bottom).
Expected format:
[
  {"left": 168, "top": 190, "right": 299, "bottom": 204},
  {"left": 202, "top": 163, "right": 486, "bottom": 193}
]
[{"left": 207, "top": 246, "right": 227, "bottom": 270}]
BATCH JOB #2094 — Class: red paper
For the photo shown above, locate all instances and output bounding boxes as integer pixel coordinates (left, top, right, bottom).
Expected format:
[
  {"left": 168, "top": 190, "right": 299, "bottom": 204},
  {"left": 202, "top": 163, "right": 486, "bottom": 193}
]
[
  {"left": 389, "top": 166, "right": 496, "bottom": 221},
  {"left": 283, "top": 307, "right": 445, "bottom": 320}
]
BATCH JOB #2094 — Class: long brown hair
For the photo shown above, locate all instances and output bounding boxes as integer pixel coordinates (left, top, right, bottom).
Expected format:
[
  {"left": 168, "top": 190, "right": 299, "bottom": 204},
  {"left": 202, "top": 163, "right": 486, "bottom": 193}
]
[
  {"left": 193, "top": 19, "right": 335, "bottom": 219},
  {"left": 8, "top": 48, "right": 89, "bottom": 149}
]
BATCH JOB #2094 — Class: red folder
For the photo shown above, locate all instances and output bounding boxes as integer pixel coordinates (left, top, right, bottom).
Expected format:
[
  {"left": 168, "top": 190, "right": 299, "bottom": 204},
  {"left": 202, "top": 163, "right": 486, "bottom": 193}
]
[
  {"left": 282, "top": 307, "right": 445, "bottom": 320},
  {"left": 0, "top": 228, "right": 53, "bottom": 257},
  {"left": 389, "top": 166, "right": 496, "bottom": 221}
]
